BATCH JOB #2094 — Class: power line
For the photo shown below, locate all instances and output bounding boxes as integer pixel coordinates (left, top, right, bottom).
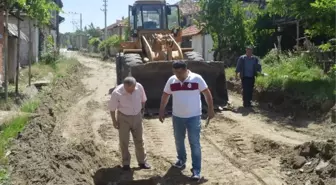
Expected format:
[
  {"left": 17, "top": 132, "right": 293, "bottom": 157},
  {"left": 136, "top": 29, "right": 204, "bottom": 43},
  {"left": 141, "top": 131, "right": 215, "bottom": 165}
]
[{"left": 68, "top": 11, "right": 82, "bottom": 32}]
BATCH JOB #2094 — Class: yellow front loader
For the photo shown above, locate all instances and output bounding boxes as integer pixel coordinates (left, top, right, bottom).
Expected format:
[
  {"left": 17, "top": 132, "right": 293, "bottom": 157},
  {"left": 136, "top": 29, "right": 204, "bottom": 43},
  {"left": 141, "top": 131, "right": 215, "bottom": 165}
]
[{"left": 116, "top": 0, "right": 228, "bottom": 110}]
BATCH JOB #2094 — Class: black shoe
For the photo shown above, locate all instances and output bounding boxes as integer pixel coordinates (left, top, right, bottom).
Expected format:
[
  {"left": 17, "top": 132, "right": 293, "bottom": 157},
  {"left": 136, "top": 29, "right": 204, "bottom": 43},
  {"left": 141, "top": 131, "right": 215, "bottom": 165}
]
[
  {"left": 122, "top": 165, "right": 131, "bottom": 171},
  {"left": 139, "top": 163, "right": 151, "bottom": 169},
  {"left": 243, "top": 102, "right": 252, "bottom": 108}
]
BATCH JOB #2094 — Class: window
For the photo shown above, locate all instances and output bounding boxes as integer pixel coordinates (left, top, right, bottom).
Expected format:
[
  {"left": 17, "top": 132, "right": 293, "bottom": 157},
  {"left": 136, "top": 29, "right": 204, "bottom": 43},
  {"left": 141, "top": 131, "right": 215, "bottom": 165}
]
[
  {"left": 167, "top": 5, "right": 179, "bottom": 29},
  {"left": 137, "top": 5, "right": 163, "bottom": 29}
]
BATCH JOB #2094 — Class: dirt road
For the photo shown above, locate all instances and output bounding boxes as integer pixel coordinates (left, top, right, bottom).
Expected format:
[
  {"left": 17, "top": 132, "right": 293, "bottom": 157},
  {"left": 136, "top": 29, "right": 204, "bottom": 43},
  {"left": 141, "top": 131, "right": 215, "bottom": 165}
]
[{"left": 8, "top": 53, "right": 335, "bottom": 185}]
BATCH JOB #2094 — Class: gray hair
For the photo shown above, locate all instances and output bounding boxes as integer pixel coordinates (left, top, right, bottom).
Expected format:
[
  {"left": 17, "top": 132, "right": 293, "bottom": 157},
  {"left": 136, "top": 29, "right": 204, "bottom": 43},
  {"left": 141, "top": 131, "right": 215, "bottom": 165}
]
[{"left": 123, "top": 76, "right": 137, "bottom": 86}]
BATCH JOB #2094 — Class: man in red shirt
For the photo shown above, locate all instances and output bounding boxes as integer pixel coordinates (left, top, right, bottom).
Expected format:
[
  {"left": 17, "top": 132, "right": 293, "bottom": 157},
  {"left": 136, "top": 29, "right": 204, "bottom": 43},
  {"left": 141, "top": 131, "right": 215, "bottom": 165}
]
[{"left": 159, "top": 61, "right": 215, "bottom": 180}]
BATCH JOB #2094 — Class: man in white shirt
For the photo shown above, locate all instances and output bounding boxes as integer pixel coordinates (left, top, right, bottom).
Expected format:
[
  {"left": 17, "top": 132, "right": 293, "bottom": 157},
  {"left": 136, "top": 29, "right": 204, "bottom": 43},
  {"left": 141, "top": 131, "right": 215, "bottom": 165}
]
[{"left": 159, "top": 61, "right": 215, "bottom": 180}]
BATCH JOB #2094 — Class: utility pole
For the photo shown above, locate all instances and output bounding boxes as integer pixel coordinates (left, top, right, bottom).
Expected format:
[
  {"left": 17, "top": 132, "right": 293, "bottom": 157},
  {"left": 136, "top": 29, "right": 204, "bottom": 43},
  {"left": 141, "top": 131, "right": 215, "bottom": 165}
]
[
  {"left": 80, "top": 13, "right": 82, "bottom": 48},
  {"left": 4, "top": 3, "right": 9, "bottom": 101},
  {"left": 101, "top": 0, "right": 108, "bottom": 40},
  {"left": 15, "top": 9, "right": 21, "bottom": 95}
]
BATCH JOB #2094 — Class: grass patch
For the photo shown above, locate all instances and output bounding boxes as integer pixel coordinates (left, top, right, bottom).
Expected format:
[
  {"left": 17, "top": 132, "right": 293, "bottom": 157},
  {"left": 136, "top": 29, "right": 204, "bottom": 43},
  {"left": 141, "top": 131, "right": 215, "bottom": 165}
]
[
  {"left": 225, "top": 67, "right": 236, "bottom": 80},
  {"left": 0, "top": 55, "right": 80, "bottom": 182},
  {"left": 0, "top": 114, "right": 29, "bottom": 181},
  {"left": 20, "top": 99, "right": 40, "bottom": 113},
  {"left": 20, "top": 55, "right": 79, "bottom": 84},
  {"left": 1, "top": 55, "right": 79, "bottom": 111},
  {"left": 226, "top": 50, "right": 335, "bottom": 110},
  {"left": 0, "top": 115, "right": 29, "bottom": 163}
]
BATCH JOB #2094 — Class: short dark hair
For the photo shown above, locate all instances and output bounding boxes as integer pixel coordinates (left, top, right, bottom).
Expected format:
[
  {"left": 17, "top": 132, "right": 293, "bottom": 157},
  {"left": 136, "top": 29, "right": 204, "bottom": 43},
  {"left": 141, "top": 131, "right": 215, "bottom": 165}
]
[
  {"left": 172, "top": 61, "right": 187, "bottom": 70},
  {"left": 123, "top": 76, "right": 136, "bottom": 86}
]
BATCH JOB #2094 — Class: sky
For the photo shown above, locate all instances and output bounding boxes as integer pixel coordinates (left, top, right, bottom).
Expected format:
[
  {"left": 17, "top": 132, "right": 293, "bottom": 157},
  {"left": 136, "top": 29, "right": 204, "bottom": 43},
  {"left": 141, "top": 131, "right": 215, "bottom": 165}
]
[{"left": 59, "top": 0, "right": 180, "bottom": 33}]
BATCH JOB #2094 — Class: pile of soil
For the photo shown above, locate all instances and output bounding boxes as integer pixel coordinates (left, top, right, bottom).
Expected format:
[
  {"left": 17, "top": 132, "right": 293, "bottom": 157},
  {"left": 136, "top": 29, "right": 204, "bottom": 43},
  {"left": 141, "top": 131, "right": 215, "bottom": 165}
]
[
  {"left": 252, "top": 136, "right": 289, "bottom": 158},
  {"left": 7, "top": 62, "right": 115, "bottom": 185},
  {"left": 226, "top": 78, "right": 335, "bottom": 119},
  {"left": 280, "top": 140, "right": 336, "bottom": 185}
]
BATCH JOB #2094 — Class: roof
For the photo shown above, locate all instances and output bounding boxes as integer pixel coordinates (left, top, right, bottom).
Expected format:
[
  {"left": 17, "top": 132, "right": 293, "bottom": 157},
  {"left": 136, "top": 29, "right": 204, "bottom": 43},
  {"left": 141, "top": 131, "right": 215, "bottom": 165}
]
[
  {"left": 106, "top": 19, "right": 127, "bottom": 30},
  {"left": 182, "top": 25, "right": 201, "bottom": 37},
  {"left": 4, "top": 23, "right": 29, "bottom": 41},
  {"left": 176, "top": 0, "right": 200, "bottom": 16}
]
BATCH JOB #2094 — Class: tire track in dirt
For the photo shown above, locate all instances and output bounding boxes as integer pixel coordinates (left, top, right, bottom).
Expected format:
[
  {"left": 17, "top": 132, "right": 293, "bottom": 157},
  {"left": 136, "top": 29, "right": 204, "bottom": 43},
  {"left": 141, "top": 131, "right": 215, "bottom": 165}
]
[
  {"left": 201, "top": 112, "right": 314, "bottom": 185},
  {"left": 202, "top": 132, "right": 284, "bottom": 185},
  {"left": 143, "top": 117, "right": 265, "bottom": 184}
]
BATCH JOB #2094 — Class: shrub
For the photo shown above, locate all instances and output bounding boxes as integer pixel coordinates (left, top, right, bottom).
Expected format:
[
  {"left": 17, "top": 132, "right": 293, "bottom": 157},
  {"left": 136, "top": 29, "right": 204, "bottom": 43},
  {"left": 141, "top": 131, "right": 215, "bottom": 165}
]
[
  {"left": 226, "top": 51, "right": 335, "bottom": 110},
  {"left": 88, "top": 37, "right": 101, "bottom": 53},
  {"left": 256, "top": 53, "right": 335, "bottom": 109},
  {"left": 98, "top": 35, "right": 123, "bottom": 53}
]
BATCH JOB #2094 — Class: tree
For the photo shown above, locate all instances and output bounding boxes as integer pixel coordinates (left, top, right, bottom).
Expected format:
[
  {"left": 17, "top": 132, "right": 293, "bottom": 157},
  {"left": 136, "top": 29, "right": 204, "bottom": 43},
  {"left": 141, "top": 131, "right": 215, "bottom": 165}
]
[
  {"left": 85, "top": 23, "right": 103, "bottom": 38},
  {"left": 266, "top": 0, "right": 336, "bottom": 37},
  {"left": 1, "top": 0, "right": 61, "bottom": 100},
  {"left": 198, "top": 0, "right": 252, "bottom": 61}
]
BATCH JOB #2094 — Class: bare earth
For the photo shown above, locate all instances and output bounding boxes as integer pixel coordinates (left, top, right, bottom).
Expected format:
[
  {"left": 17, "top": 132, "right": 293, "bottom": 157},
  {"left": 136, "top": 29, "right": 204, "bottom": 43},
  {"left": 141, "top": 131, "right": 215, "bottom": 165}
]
[{"left": 8, "top": 53, "right": 336, "bottom": 185}]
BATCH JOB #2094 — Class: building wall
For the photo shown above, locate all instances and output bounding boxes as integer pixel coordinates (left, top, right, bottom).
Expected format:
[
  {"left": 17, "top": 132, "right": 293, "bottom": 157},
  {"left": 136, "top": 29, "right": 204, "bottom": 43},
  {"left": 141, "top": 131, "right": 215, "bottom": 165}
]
[
  {"left": 192, "top": 34, "right": 203, "bottom": 55},
  {"left": 108, "top": 26, "right": 125, "bottom": 37},
  {"left": 191, "top": 34, "right": 214, "bottom": 61},
  {"left": 8, "top": 16, "right": 39, "bottom": 66},
  {"left": 203, "top": 34, "right": 214, "bottom": 61},
  {"left": 8, "top": 36, "right": 17, "bottom": 83}
]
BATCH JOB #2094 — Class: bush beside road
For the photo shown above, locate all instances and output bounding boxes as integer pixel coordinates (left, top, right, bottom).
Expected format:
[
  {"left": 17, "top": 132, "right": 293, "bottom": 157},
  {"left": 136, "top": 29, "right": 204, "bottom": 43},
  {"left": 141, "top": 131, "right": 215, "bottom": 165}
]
[{"left": 226, "top": 50, "right": 335, "bottom": 115}]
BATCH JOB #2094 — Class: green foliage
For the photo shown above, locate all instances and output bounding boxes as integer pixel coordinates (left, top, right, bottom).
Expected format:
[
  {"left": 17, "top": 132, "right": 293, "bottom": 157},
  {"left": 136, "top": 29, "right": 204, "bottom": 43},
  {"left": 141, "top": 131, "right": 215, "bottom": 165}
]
[
  {"left": 98, "top": 35, "right": 123, "bottom": 52},
  {"left": 13, "top": 0, "right": 61, "bottom": 26},
  {"left": 227, "top": 51, "right": 335, "bottom": 109},
  {"left": 85, "top": 23, "right": 103, "bottom": 38},
  {"left": 198, "top": 0, "right": 261, "bottom": 60},
  {"left": 88, "top": 37, "right": 101, "bottom": 47},
  {"left": 258, "top": 52, "right": 334, "bottom": 109},
  {"left": 40, "top": 35, "right": 58, "bottom": 65},
  {"left": 0, "top": 114, "right": 30, "bottom": 165},
  {"left": 88, "top": 37, "right": 101, "bottom": 53},
  {"left": 266, "top": 0, "right": 336, "bottom": 37},
  {"left": 261, "top": 49, "right": 279, "bottom": 65},
  {"left": 20, "top": 99, "right": 40, "bottom": 113},
  {"left": 327, "top": 64, "right": 336, "bottom": 79}
]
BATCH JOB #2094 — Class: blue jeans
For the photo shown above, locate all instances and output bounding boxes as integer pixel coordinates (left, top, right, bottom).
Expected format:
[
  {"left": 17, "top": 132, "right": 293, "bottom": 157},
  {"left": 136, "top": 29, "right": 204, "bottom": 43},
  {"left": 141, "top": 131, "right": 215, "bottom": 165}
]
[{"left": 172, "top": 115, "right": 201, "bottom": 172}]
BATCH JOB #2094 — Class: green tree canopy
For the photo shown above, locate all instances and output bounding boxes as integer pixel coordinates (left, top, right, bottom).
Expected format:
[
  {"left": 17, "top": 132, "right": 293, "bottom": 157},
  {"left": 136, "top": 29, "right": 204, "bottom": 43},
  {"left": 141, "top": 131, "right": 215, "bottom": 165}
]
[
  {"left": 2, "top": 0, "right": 61, "bottom": 27},
  {"left": 198, "top": 0, "right": 256, "bottom": 60},
  {"left": 266, "top": 0, "right": 336, "bottom": 37}
]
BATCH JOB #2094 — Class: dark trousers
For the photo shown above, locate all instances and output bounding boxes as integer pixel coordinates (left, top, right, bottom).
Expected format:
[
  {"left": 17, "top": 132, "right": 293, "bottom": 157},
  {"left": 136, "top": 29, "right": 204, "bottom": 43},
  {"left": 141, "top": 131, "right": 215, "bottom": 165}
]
[{"left": 241, "top": 77, "right": 255, "bottom": 106}]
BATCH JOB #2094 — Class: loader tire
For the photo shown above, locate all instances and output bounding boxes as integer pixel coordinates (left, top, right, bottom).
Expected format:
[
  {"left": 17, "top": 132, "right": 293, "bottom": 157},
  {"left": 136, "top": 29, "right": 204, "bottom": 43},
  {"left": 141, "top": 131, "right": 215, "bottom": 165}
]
[
  {"left": 184, "top": 51, "right": 204, "bottom": 61},
  {"left": 116, "top": 53, "right": 143, "bottom": 85}
]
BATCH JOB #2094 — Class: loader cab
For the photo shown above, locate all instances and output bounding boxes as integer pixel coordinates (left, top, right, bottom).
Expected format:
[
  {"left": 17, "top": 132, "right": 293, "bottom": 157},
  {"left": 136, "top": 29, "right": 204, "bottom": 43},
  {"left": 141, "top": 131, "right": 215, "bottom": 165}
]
[{"left": 129, "top": 0, "right": 180, "bottom": 37}]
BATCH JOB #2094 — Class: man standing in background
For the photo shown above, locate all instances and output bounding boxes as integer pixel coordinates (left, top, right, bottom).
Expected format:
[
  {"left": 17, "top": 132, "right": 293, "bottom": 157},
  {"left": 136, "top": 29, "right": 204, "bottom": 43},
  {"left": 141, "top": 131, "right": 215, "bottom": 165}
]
[
  {"left": 235, "top": 46, "right": 262, "bottom": 107},
  {"left": 108, "top": 77, "right": 151, "bottom": 171}
]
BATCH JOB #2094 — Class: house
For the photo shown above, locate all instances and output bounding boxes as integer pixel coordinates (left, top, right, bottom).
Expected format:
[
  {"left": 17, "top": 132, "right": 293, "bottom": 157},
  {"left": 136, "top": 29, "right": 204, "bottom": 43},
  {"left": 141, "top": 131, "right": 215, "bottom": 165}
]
[
  {"left": 178, "top": 0, "right": 214, "bottom": 61},
  {"left": 177, "top": 0, "right": 200, "bottom": 28},
  {"left": 6, "top": 0, "right": 64, "bottom": 66},
  {"left": 105, "top": 18, "right": 127, "bottom": 37},
  {"left": 0, "top": 0, "right": 63, "bottom": 85},
  {"left": 0, "top": 11, "right": 29, "bottom": 84},
  {"left": 8, "top": 14, "right": 39, "bottom": 66},
  {"left": 5, "top": 23, "right": 29, "bottom": 83},
  {"left": 43, "top": 0, "right": 64, "bottom": 54},
  {"left": 182, "top": 25, "right": 214, "bottom": 61}
]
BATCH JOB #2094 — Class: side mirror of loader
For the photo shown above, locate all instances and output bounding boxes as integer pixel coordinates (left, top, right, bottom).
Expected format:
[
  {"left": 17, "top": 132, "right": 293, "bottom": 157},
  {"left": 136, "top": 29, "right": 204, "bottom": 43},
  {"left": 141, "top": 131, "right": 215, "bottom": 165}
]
[
  {"left": 131, "top": 7, "right": 136, "bottom": 15},
  {"left": 166, "top": 6, "right": 171, "bottom": 15}
]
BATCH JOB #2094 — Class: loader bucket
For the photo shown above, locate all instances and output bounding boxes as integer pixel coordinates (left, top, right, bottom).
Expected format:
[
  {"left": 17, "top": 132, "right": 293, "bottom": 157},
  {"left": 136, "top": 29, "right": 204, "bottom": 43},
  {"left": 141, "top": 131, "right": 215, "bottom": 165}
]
[{"left": 118, "top": 59, "right": 228, "bottom": 111}]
